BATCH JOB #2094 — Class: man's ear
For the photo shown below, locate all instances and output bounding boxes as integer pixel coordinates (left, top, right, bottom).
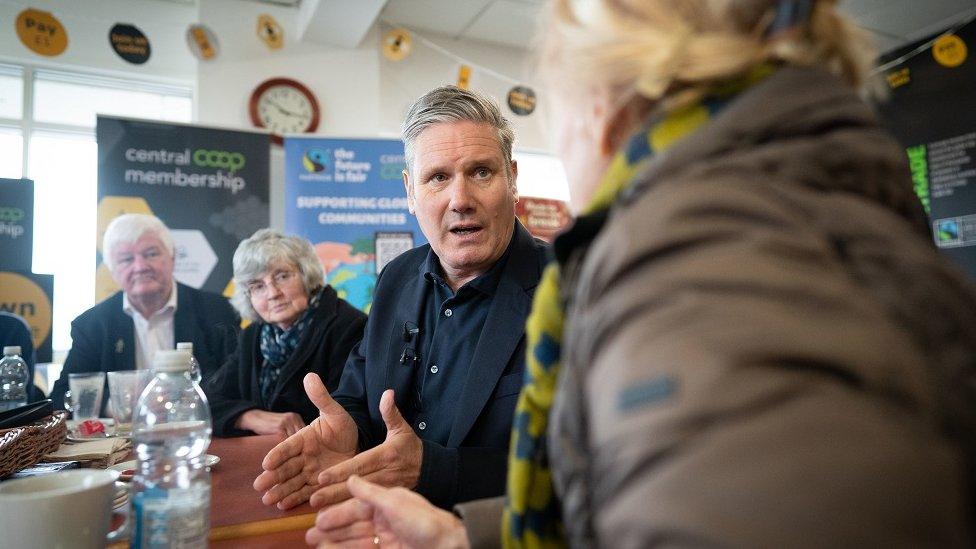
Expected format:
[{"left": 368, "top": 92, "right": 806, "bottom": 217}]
[
  {"left": 509, "top": 159, "right": 519, "bottom": 204},
  {"left": 402, "top": 169, "right": 416, "bottom": 215}
]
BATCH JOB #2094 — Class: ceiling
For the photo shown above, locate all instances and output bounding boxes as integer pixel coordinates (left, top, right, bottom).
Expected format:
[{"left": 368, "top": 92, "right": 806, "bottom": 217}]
[
  {"left": 215, "top": 0, "right": 976, "bottom": 52},
  {"left": 378, "top": 0, "right": 976, "bottom": 52}
]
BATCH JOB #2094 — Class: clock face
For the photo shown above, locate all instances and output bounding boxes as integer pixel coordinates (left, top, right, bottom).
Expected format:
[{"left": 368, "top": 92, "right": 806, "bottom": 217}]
[{"left": 255, "top": 84, "right": 315, "bottom": 134}]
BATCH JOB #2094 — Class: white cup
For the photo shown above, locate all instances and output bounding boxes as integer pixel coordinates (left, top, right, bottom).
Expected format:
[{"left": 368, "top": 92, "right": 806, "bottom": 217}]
[{"left": 0, "top": 469, "right": 127, "bottom": 548}]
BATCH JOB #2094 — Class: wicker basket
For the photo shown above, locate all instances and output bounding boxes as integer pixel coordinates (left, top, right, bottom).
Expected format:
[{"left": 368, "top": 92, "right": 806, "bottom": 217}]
[{"left": 0, "top": 411, "right": 68, "bottom": 478}]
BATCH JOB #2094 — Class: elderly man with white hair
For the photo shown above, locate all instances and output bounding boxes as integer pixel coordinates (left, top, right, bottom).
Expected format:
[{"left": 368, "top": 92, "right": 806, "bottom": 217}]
[{"left": 50, "top": 213, "right": 239, "bottom": 414}]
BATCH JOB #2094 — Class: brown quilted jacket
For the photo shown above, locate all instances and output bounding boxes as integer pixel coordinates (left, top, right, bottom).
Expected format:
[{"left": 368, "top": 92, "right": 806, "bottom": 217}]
[{"left": 549, "top": 67, "right": 976, "bottom": 548}]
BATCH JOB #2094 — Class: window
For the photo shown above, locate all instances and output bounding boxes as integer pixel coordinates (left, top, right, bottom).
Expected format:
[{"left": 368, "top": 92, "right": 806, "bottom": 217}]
[
  {"left": 513, "top": 150, "right": 571, "bottom": 202},
  {"left": 0, "top": 128, "right": 23, "bottom": 179},
  {"left": 33, "top": 71, "right": 191, "bottom": 127},
  {"left": 1, "top": 64, "right": 192, "bottom": 355}
]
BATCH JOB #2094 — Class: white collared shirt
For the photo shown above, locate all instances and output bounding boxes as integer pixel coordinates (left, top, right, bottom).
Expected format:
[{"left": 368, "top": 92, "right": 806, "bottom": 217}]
[{"left": 122, "top": 284, "right": 178, "bottom": 370}]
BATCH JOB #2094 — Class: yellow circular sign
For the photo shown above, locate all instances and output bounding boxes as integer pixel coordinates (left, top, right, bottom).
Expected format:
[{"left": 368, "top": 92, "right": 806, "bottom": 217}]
[
  {"left": 0, "top": 273, "right": 52, "bottom": 347},
  {"left": 257, "top": 14, "right": 284, "bottom": 50},
  {"left": 383, "top": 28, "right": 412, "bottom": 61},
  {"left": 16, "top": 9, "right": 68, "bottom": 57},
  {"left": 933, "top": 34, "right": 967, "bottom": 68}
]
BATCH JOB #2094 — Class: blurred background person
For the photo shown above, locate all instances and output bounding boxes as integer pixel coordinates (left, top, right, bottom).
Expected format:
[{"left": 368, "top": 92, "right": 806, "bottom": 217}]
[
  {"left": 0, "top": 311, "right": 44, "bottom": 402},
  {"left": 50, "top": 213, "right": 239, "bottom": 414},
  {"left": 206, "top": 229, "right": 366, "bottom": 438},
  {"left": 307, "top": 0, "right": 976, "bottom": 547}
]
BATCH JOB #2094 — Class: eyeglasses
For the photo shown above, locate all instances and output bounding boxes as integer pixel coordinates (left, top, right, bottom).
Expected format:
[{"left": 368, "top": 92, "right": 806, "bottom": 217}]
[{"left": 245, "top": 269, "right": 299, "bottom": 299}]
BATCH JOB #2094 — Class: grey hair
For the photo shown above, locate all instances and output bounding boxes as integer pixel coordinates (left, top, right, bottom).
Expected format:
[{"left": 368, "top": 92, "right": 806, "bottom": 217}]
[
  {"left": 401, "top": 86, "right": 516, "bottom": 181},
  {"left": 231, "top": 228, "right": 325, "bottom": 321},
  {"left": 103, "top": 214, "right": 175, "bottom": 271}
]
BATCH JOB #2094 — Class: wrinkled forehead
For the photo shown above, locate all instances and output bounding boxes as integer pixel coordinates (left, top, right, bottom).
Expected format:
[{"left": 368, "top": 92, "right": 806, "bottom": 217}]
[
  {"left": 112, "top": 232, "right": 170, "bottom": 257},
  {"left": 411, "top": 121, "right": 505, "bottom": 172},
  {"left": 253, "top": 259, "right": 297, "bottom": 280}
]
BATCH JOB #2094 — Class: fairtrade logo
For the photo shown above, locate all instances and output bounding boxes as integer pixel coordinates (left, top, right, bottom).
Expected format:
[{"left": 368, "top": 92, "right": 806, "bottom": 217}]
[
  {"left": 302, "top": 148, "right": 330, "bottom": 173},
  {"left": 0, "top": 207, "right": 25, "bottom": 223},
  {"left": 938, "top": 220, "right": 960, "bottom": 242},
  {"left": 193, "top": 149, "right": 246, "bottom": 172}
]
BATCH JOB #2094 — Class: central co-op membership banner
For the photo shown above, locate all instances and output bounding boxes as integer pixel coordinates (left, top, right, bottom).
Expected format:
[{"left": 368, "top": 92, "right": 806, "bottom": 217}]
[
  {"left": 284, "top": 137, "right": 425, "bottom": 313},
  {"left": 97, "top": 116, "right": 270, "bottom": 299}
]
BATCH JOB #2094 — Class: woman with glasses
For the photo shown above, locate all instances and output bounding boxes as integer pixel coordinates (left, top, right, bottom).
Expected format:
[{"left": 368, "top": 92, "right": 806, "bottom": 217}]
[{"left": 206, "top": 229, "right": 366, "bottom": 437}]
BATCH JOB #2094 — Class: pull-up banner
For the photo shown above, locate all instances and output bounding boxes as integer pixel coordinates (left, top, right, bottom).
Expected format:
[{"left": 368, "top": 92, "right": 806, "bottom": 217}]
[
  {"left": 283, "top": 137, "right": 425, "bottom": 312},
  {"left": 0, "top": 271, "right": 54, "bottom": 363},
  {"left": 0, "top": 178, "right": 34, "bottom": 272},
  {"left": 96, "top": 116, "right": 271, "bottom": 299},
  {"left": 876, "top": 20, "right": 976, "bottom": 278}
]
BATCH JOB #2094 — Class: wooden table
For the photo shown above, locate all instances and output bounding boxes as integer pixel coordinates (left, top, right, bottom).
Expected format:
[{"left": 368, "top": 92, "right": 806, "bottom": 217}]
[
  {"left": 209, "top": 435, "right": 314, "bottom": 547},
  {"left": 111, "top": 435, "right": 315, "bottom": 548}
]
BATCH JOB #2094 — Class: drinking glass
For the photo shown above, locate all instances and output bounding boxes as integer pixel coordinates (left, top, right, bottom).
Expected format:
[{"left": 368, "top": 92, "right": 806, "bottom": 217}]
[
  {"left": 67, "top": 372, "right": 106, "bottom": 423},
  {"left": 107, "top": 370, "right": 152, "bottom": 437}
]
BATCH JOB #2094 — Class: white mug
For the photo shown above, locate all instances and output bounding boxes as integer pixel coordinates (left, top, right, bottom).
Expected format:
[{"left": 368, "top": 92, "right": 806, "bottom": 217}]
[{"left": 0, "top": 469, "right": 127, "bottom": 548}]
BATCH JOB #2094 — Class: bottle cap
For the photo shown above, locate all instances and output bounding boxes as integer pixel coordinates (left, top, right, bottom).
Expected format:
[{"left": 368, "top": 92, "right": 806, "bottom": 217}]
[
  {"left": 152, "top": 349, "right": 192, "bottom": 372},
  {"left": 176, "top": 342, "right": 194, "bottom": 351},
  {"left": 3, "top": 346, "right": 21, "bottom": 356}
]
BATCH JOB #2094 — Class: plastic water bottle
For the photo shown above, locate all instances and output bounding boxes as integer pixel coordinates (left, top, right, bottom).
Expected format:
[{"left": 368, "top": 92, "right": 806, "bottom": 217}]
[
  {"left": 131, "top": 349, "right": 212, "bottom": 548},
  {"left": 0, "top": 346, "right": 29, "bottom": 412},
  {"left": 176, "top": 342, "right": 202, "bottom": 384}
]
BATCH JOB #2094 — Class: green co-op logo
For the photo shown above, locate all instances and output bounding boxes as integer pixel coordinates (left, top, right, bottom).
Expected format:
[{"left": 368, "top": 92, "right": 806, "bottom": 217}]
[
  {"left": 193, "top": 149, "right": 246, "bottom": 172},
  {"left": 0, "top": 206, "right": 25, "bottom": 222}
]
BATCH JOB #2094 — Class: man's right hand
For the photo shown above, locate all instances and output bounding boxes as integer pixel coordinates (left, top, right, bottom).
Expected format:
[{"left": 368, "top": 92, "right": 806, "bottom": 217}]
[{"left": 253, "top": 373, "right": 358, "bottom": 510}]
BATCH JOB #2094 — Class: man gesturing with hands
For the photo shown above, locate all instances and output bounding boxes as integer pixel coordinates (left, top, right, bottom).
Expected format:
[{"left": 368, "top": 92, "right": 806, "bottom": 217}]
[
  {"left": 254, "top": 86, "right": 548, "bottom": 511},
  {"left": 253, "top": 373, "right": 422, "bottom": 509}
]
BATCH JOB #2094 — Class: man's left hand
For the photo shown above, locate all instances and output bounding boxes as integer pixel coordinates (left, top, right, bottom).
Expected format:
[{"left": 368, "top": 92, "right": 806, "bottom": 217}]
[{"left": 309, "top": 389, "right": 423, "bottom": 508}]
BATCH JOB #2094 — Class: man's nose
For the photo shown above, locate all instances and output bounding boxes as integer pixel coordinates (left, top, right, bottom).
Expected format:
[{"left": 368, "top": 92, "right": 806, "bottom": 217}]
[{"left": 448, "top": 179, "right": 475, "bottom": 213}]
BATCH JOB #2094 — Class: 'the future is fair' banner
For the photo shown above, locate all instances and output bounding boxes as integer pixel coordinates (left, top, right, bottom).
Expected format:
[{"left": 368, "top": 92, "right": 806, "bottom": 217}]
[
  {"left": 96, "top": 116, "right": 270, "bottom": 299},
  {"left": 284, "top": 137, "right": 425, "bottom": 312}
]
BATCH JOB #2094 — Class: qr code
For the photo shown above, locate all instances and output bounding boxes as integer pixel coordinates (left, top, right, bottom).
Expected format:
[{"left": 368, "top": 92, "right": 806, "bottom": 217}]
[{"left": 375, "top": 232, "right": 414, "bottom": 274}]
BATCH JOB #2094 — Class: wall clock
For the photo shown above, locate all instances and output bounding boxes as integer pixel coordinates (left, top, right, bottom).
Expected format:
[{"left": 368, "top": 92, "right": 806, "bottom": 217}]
[{"left": 248, "top": 77, "right": 320, "bottom": 145}]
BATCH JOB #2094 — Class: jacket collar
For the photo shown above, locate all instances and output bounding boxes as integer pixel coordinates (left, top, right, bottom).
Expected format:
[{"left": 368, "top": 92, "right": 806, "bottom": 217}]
[
  {"left": 262, "top": 286, "right": 341, "bottom": 405},
  {"left": 447, "top": 221, "right": 540, "bottom": 446}
]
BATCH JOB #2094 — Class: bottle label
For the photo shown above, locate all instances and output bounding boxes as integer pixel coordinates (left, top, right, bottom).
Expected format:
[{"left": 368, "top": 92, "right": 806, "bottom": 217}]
[{"left": 132, "top": 484, "right": 210, "bottom": 548}]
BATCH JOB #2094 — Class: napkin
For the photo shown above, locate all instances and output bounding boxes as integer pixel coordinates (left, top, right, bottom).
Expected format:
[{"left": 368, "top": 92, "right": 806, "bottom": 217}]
[{"left": 42, "top": 437, "right": 132, "bottom": 468}]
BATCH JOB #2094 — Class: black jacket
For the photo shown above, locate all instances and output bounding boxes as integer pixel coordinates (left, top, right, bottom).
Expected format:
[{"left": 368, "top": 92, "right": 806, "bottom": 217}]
[
  {"left": 51, "top": 282, "right": 239, "bottom": 413},
  {"left": 205, "top": 285, "right": 366, "bottom": 437},
  {"left": 332, "top": 222, "right": 549, "bottom": 508}
]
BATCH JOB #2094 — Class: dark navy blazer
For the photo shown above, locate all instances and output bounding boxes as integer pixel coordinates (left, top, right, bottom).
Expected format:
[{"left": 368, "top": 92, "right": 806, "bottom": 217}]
[
  {"left": 332, "top": 222, "right": 549, "bottom": 508},
  {"left": 50, "top": 282, "right": 239, "bottom": 413}
]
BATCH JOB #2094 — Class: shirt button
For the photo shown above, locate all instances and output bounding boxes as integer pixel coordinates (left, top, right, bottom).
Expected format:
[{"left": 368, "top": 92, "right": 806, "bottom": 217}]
[
  {"left": 430, "top": 365, "right": 438, "bottom": 374},
  {"left": 418, "top": 421, "right": 427, "bottom": 430},
  {"left": 444, "top": 308, "right": 453, "bottom": 317}
]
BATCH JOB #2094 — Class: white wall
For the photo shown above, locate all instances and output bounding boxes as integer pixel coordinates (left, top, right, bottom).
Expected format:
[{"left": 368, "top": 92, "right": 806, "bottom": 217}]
[
  {"left": 0, "top": 0, "right": 196, "bottom": 83},
  {"left": 194, "top": 0, "right": 549, "bottom": 228},
  {"left": 3, "top": 0, "right": 558, "bottom": 228},
  {"left": 376, "top": 22, "right": 547, "bottom": 152}
]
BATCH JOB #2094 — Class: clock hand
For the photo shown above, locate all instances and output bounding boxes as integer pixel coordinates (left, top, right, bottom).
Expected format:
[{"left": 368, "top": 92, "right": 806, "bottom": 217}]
[{"left": 268, "top": 99, "right": 301, "bottom": 117}]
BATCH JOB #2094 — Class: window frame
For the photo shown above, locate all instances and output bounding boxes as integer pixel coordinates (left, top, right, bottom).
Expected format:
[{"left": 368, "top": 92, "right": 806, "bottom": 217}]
[{"left": 0, "top": 63, "right": 194, "bottom": 358}]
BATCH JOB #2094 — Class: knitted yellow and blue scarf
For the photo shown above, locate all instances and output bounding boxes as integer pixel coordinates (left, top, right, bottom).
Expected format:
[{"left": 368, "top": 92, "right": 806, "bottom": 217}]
[{"left": 502, "top": 68, "right": 773, "bottom": 548}]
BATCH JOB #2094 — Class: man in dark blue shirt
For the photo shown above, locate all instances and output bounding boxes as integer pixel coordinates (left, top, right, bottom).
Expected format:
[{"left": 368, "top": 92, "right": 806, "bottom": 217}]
[{"left": 255, "top": 86, "right": 550, "bottom": 510}]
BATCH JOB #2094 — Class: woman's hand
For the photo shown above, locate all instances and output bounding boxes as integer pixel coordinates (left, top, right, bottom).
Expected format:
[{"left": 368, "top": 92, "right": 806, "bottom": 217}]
[
  {"left": 236, "top": 409, "right": 307, "bottom": 437},
  {"left": 307, "top": 475, "right": 470, "bottom": 549}
]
